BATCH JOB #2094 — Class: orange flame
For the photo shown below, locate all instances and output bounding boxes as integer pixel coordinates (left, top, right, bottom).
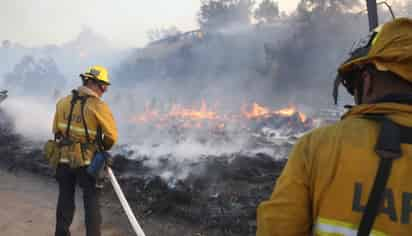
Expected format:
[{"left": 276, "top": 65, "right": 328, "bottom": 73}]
[
  {"left": 242, "top": 103, "right": 271, "bottom": 119},
  {"left": 217, "top": 123, "right": 225, "bottom": 129},
  {"left": 242, "top": 103, "right": 306, "bottom": 122},
  {"left": 275, "top": 105, "right": 307, "bottom": 122},
  {"left": 129, "top": 101, "right": 308, "bottom": 128},
  {"left": 169, "top": 100, "right": 218, "bottom": 120}
]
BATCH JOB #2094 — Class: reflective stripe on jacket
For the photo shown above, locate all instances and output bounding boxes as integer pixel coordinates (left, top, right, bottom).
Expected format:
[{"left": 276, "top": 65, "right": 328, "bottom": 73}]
[
  {"left": 257, "top": 102, "right": 412, "bottom": 236},
  {"left": 52, "top": 86, "right": 118, "bottom": 166},
  {"left": 314, "top": 217, "right": 386, "bottom": 236}
]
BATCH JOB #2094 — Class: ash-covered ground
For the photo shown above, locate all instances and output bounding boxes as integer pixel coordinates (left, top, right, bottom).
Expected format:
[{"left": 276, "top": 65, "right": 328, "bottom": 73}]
[{"left": 0, "top": 106, "right": 320, "bottom": 235}]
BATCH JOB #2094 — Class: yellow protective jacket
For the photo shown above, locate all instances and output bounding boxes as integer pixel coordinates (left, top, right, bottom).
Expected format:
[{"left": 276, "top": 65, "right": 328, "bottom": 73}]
[
  {"left": 257, "top": 102, "right": 412, "bottom": 236},
  {"left": 52, "top": 86, "right": 118, "bottom": 167}
]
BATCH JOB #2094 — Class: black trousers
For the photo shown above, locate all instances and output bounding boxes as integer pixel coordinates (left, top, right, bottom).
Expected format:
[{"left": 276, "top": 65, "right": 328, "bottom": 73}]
[{"left": 54, "top": 164, "right": 102, "bottom": 236}]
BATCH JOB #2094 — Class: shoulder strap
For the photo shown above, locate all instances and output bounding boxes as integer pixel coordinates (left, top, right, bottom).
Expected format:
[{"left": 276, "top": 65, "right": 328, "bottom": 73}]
[
  {"left": 79, "top": 95, "right": 91, "bottom": 143},
  {"left": 357, "top": 116, "right": 402, "bottom": 236},
  {"left": 65, "top": 90, "right": 79, "bottom": 137}
]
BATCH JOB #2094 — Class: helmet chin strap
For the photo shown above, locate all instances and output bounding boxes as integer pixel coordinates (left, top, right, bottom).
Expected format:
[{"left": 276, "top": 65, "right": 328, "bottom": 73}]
[
  {"left": 97, "top": 84, "right": 105, "bottom": 93},
  {"left": 91, "top": 79, "right": 106, "bottom": 94},
  {"left": 333, "top": 75, "right": 343, "bottom": 105},
  {"left": 355, "top": 77, "right": 365, "bottom": 105}
]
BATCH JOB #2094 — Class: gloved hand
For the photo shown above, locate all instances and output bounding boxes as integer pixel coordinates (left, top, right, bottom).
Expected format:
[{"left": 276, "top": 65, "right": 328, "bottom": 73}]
[
  {"left": 87, "top": 151, "right": 112, "bottom": 178},
  {"left": 95, "top": 153, "right": 114, "bottom": 189},
  {"left": 103, "top": 152, "right": 114, "bottom": 168}
]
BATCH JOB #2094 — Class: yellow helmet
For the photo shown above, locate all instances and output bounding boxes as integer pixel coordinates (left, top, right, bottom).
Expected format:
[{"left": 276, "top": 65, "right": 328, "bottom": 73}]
[
  {"left": 80, "top": 65, "right": 110, "bottom": 85},
  {"left": 334, "top": 18, "right": 412, "bottom": 103}
]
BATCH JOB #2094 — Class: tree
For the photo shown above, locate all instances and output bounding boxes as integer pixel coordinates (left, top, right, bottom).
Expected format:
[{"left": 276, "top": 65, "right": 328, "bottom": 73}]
[
  {"left": 296, "top": 0, "right": 361, "bottom": 15},
  {"left": 265, "top": 0, "right": 364, "bottom": 92},
  {"left": 254, "top": 0, "right": 279, "bottom": 23},
  {"left": 147, "top": 26, "right": 182, "bottom": 42},
  {"left": 198, "top": 0, "right": 255, "bottom": 31},
  {"left": 4, "top": 56, "right": 66, "bottom": 95}
]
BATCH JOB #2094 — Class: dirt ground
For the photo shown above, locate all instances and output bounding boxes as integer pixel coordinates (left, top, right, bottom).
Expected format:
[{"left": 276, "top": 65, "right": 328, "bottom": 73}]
[
  {"left": 0, "top": 167, "right": 224, "bottom": 236},
  {"left": 0, "top": 167, "right": 131, "bottom": 236}
]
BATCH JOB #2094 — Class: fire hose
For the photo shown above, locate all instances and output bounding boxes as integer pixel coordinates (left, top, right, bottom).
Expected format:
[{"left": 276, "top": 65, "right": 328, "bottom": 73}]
[{"left": 107, "top": 167, "right": 147, "bottom": 236}]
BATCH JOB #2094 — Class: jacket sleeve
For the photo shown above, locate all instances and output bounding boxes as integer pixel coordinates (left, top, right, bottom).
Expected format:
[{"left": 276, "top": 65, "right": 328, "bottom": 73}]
[
  {"left": 256, "top": 135, "right": 312, "bottom": 236},
  {"left": 94, "top": 101, "right": 118, "bottom": 150}
]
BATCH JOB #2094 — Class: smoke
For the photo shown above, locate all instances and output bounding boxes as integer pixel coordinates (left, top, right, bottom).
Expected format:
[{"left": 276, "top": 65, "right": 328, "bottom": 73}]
[
  {"left": 110, "top": 0, "right": 372, "bottom": 121},
  {"left": 103, "top": 0, "right": 381, "bottom": 182},
  {"left": 113, "top": 0, "right": 374, "bottom": 110},
  {"left": 1, "top": 95, "right": 55, "bottom": 141},
  {"left": 116, "top": 128, "right": 282, "bottom": 183},
  {"left": 2, "top": 0, "right": 410, "bottom": 182},
  {"left": 381, "top": 0, "right": 412, "bottom": 19},
  {"left": 0, "top": 28, "right": 130, "bottom": 143}
]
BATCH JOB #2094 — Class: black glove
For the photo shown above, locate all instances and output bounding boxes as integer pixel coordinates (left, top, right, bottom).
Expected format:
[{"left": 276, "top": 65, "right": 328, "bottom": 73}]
[{"left": 103, "top": 152, "right": 114, "bottom": 167}]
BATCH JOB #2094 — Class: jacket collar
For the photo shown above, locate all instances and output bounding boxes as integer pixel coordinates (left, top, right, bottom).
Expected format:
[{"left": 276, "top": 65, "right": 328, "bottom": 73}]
[
  {"left": 77, "top": 86, "right": 100, "bottom": 98},
  {"left": 342, "top": 93, "right": 412, "bottom": 124},
  {"left": 372, "top": 93, "right": 412, "bottom": 105}
]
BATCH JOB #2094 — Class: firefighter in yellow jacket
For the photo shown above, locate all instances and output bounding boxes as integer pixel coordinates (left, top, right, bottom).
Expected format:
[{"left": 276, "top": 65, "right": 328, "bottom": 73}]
[
  {"left": 257, "top": 18, "right": 412, "bottom": 236},
  {"left": 52, "top": 65, "right": 118, "bottom": 236}
]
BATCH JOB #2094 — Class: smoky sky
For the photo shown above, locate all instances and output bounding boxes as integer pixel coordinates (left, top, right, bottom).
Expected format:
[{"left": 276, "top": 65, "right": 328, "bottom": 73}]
[
  {"left": 0, "top": 0, "right": 300, "bottom": 48},
  {"left": 0, "top": 0, "right": 201, "bottom": 48}
]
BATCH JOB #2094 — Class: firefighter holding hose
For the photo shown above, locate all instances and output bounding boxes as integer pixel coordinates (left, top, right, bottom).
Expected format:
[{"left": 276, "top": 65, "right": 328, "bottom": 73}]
[{"left": 52, "top": 65, "right": 118, "bottom": 236}]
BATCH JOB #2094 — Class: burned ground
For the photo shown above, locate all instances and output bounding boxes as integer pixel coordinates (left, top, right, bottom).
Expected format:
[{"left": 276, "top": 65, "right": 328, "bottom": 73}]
[
  {"left": 110, "top": 153, "right": 286, "bottom": 235},
  {"left": 0, "top": 109, "right": 288, "bottom": 236}
]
